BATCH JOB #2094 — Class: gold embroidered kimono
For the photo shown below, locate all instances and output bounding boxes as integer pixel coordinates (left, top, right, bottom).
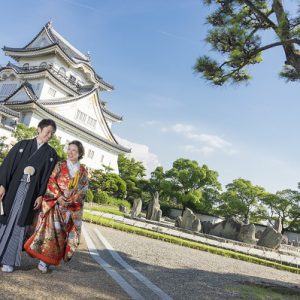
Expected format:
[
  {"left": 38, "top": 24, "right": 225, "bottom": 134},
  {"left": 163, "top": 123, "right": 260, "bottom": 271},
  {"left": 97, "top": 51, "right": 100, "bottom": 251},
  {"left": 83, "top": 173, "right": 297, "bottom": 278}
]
[{"left": 24, "top": 161, "right": 88, "bottom": 265}]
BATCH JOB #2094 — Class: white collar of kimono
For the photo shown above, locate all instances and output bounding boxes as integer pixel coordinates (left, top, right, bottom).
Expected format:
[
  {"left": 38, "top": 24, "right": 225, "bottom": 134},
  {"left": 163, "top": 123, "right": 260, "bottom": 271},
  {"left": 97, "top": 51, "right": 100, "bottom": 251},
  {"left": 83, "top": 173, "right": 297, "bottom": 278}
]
[
  {"left": 67, "top": 159, "right": 80, "bottom": 178},
  {"left": 36, "top": 138, "right": 44, "bottom": 149}
]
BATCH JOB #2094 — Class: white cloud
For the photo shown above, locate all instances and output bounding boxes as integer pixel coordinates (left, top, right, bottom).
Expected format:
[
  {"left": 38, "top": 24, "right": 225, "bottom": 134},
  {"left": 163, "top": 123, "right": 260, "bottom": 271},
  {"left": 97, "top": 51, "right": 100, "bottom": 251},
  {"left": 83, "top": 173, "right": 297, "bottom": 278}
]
[
  {"left": 141, "top": 120, "right": 162, "bottom": 127},
  {"left": 116, "top": 135, "right": 160, "bottom": 177},
  {"left": 163, "top": 123, "right": 236, "bottom": 155},
  {"left": 183, "top": 145, "right": 215, "bottom": 155}
]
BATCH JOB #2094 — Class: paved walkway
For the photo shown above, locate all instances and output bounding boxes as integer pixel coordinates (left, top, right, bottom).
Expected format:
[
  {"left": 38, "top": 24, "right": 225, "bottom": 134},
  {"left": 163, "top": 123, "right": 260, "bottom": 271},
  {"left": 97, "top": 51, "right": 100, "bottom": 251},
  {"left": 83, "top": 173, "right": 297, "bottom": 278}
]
[{"left": 84, "top": 210, "right": 300, "bottom": 268}]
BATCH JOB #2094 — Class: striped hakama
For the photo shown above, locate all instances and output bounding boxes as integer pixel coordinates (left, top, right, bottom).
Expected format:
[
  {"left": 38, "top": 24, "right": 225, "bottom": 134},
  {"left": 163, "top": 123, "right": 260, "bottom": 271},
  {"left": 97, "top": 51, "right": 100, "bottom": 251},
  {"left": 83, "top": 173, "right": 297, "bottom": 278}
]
[{"left": 0, "top": 175, "right": 30, "bottom": 267}]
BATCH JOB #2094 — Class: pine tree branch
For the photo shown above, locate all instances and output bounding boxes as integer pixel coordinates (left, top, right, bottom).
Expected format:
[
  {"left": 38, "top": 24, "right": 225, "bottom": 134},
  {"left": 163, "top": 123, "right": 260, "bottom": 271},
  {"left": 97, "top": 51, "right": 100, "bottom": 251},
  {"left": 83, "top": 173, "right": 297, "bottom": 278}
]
[
  {"left": 256, "top": 38, "right": 300, "bottom": 52},
  {"left": 241, "top": 0, "right": 277, "bottom": 29},
  {"left": 220, "top": 38, "right": 300, "bottom": 69}
]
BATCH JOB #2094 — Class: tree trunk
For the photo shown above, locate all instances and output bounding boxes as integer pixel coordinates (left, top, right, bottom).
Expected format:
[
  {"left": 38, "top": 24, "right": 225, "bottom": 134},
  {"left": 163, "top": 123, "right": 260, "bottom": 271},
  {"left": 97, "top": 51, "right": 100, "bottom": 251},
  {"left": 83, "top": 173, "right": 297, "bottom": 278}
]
[{"left": 272, "top": 0, "right": 300, "bottom": 74}]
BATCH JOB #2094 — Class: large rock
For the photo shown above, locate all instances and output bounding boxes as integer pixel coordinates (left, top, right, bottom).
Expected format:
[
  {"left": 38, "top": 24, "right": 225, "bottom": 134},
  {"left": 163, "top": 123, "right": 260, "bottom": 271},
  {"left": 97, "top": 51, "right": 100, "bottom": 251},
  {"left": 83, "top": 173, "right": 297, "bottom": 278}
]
[
  {"left": 119, "top": 205, "right": 128, "bottom": 213},
  {"left": 273, "top": 217, "right": 282, "bottom": 233},
  {"left": 156, "top": 210, "right": 162, "bottom": 222},
  {"left": 175, "top": 216, "right": 182, "bottom": 228},
  {"left": 281, "top": 235, "right": 289, "bottom": 244},
  {"left": 237, "top": 224, "right": 256, "bottom": 244},
  {"left": 201, "top": 221, "right": 213, "bottom": 234},
  {"left": 130, "top": 198, "right": 142, "bottom": 218},
  {"left": 209, "top": 217, "right": 243, "bottom": 240},
  {"left": 181, "top": 208, "right": 201, "bottom": 232},
  {"left": 257, "top": 226, "right": 283, "bottom": 249},
  {"left": 146, "top": 191, "right": 162, "bottom": 221},
  {"left": 192, "top": 219, "right": 201, "bottom": 232},
  {"left": 255, "top": 230, "right": 263, "bottom": 240}
]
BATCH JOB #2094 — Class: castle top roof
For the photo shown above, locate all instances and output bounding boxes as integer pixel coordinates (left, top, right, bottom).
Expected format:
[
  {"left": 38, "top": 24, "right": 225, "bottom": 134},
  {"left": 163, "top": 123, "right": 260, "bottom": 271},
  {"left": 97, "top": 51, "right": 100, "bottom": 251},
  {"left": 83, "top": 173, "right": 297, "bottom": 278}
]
[{"left": 25, "top": 21, "right": 90, "bottom": 63}]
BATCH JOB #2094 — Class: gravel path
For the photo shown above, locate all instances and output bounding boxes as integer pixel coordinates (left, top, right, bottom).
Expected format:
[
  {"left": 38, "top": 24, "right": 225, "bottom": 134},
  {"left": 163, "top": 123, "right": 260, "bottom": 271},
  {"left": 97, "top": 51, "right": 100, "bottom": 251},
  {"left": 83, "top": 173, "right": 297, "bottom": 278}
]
[
  {"left": 0, "top": 222, "right": 299, "bottom": 299},
  {"left": 0, "top": 235, "right": 130, "bottom": 300},
  {"left": 85, "top": 223, "right": 300, "bottom": 300}
]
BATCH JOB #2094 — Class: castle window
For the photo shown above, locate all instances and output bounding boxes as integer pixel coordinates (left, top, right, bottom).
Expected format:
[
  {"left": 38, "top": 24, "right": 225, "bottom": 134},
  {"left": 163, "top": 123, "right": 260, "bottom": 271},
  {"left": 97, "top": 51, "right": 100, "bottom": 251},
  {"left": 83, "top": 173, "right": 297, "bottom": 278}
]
[
  {"left": 101, "top": 155, "right": 104, "bottom": 163},
  {"left": 40, "top": 62, "right": 47, "bottom": 68},
  {"left": 87, "top": 150, "right": 94, "bottom": 159},
  {"left": 75, "top": 110, "right": 87, "bottom": 122},
  {"left": 87, "top": 116, "right": 96, "bottom": 128},
  {"left": 58, "top": 67, "right": 66, "bottom": 78},
  {"left": 23, "top": 63, "right": 29, "bottom": 70},
  {"left": 9, "top": 74, "right": 16, "bottom": 81},
  {"left": 69, "top": 75, "right": 76, "bottom": 84},
  {"left": 48, "top": 87, "right": 56, "bottom": 97}
]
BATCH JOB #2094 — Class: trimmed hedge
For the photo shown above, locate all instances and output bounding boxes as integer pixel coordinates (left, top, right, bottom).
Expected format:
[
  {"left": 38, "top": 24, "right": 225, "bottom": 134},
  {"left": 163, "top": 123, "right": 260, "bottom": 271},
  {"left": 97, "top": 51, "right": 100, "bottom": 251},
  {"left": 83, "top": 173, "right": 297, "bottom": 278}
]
[{"left": 87, "top": 207, "right": 127, "bottom": 216}]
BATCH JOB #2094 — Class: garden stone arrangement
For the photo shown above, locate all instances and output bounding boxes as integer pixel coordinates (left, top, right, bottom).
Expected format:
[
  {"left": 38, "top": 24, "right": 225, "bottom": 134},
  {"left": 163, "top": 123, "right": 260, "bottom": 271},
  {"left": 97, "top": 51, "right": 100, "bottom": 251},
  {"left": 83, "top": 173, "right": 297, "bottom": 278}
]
[
  {"left": 176, "top": 210, "right": 284, "bottom": 250},
  {"left": 146, "top": 191, "right": 162, "bottom": 222},
  {"left": 129, "top": 199, "right": 292, "bottom": 251}
]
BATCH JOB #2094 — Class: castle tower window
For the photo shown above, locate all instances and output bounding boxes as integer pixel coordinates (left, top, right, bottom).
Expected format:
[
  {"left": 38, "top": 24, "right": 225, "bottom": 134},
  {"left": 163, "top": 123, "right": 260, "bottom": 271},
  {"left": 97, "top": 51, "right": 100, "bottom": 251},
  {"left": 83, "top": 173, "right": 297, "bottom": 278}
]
[
  {"left": 87, "top": 149, "right": 94, "bottom": 159},
  {"left": 87, "top": 116, "right": 96, "bottom": 128},
  {"left": 40, "top": 62, "right": 47, "bottom": 68},
  {"left": 23, "top": 63, "right": 29, "bottom": 70},
  {"left": 64, "top": 140, "right": 70, "bottom": 151},
  {"left": 9, "top": 74, "right": 16, "bottom": 81},
  {"left": 69, "top": 75, "right": 76, "bottom": 84},
  {"left": 75, "top": 110, "right": 87, "bottom": 122},
  {"left": 48, "top": 87, "right": 56, "bottom": 97},
  {"left": 58, "top": 67, "right": 66, "bottom": 78}
]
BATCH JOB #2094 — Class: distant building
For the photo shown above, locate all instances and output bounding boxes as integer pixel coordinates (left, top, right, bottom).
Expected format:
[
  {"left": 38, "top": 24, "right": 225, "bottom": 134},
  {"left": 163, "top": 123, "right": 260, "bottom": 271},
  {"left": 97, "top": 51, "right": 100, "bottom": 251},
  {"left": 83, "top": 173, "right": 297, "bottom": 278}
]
[{"left": 0, "top": 21, "right": 130, "bottom": 172}]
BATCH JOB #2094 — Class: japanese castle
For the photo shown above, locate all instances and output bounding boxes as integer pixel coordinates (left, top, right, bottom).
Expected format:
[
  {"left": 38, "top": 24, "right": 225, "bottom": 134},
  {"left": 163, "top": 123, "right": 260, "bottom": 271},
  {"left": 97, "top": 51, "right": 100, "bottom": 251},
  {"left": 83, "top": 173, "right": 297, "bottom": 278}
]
[{"left": 0, "top": 21, "right": 130, "bottom": 172}]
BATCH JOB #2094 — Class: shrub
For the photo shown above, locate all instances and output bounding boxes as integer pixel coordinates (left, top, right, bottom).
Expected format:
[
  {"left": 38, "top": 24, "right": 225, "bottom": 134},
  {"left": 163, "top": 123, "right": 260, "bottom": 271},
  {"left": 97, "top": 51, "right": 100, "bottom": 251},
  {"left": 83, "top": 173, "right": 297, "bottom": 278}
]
[
  {"left": 94, "top": 190, "right": 110, "bottom": 204},
  {"left": 93, "top": 190, "right": 131, "bottom": 208},
  {"left": 86, "top": 189, "right": 94, "bottom": 203}
]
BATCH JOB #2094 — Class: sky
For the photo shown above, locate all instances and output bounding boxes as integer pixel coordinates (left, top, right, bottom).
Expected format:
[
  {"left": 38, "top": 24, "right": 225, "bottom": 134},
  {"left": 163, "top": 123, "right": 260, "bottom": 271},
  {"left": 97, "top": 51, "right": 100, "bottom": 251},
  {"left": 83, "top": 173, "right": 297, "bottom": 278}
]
[{"left": 0, "top": 0, "right": 299, "bottom": 193}]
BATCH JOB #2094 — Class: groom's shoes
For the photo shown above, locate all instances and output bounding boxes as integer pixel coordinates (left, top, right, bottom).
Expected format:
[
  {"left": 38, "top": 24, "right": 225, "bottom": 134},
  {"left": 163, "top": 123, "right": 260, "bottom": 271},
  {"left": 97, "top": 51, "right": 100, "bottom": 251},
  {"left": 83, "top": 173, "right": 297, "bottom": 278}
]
[{"left": 1, "top": 264, "right": 14, "bottom": 272}]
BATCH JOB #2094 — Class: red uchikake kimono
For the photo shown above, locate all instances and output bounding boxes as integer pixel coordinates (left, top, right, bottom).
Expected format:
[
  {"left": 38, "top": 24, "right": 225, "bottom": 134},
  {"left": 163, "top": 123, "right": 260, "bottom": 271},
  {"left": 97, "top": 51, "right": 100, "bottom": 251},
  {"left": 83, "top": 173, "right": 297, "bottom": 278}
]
[{"left": 24, "top": 161, "right": 88, "bottom": 265}]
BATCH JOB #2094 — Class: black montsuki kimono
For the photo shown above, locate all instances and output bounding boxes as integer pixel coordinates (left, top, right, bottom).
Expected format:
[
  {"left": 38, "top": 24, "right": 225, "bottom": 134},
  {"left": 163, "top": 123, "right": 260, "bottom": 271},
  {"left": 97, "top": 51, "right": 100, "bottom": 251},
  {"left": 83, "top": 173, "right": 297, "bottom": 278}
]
[{"left": 0, "top": 138, "right": 58, "bottom": 226}]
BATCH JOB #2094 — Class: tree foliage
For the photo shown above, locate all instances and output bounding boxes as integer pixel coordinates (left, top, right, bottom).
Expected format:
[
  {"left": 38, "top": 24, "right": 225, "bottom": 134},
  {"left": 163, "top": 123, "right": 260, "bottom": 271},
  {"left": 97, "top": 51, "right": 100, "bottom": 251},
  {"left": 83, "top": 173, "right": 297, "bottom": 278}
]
[
  {"left": 164, "top": 158, "right": 221, "bottom": 211},
  {"left": 195, "top": 0, "right": 300, "bottom": 85},
  {"left": 0, "top": 137, "right": 9, "bottom": 164},
  {"left": 13, "top": 123, "right": 36, "bottom": 140},
  {"left": 118, "top": 154, "right": 146, "bottom": 201},
  {"left": 89, "top": 169, "right": 127, "bottom": 199},
  {"left": 217, "top": 178, "right": 266, "bottom": 223},
  {"left": 146, "top": 166, "right": 171, "bottom": 201},
  {"left": 262, "top": 189, "right": 300, "bottom": 232}
]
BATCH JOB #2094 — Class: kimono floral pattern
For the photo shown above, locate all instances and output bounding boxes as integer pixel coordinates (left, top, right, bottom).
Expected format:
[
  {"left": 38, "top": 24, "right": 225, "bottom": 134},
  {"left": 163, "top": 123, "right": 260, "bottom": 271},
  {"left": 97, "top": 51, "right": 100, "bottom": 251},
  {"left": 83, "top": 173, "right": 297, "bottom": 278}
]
[{"left": 24, "top": 161, "right": 88, "bottom": 265}]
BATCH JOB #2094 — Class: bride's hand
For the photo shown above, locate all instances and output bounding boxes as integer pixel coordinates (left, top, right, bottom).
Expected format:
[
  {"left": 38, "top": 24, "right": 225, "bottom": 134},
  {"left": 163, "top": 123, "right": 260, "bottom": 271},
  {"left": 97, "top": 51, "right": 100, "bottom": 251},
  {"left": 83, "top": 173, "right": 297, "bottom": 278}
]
[{"left": 33, "top": 196, "right": 43, "bottom": 210}]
